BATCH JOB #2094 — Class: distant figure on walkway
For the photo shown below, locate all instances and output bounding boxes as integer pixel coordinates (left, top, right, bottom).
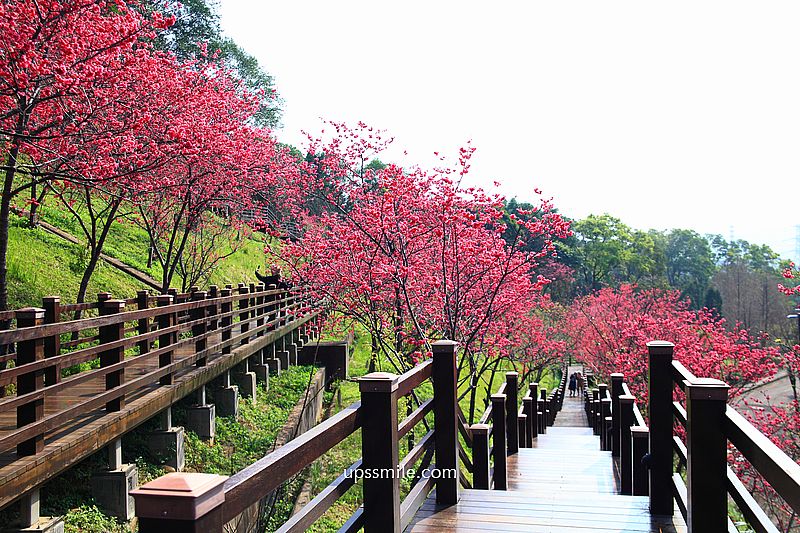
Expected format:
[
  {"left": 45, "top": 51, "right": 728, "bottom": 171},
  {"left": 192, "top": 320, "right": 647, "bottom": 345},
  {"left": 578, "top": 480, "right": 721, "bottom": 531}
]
[
  {"left": 255, "top": 264, "right": 290, "bottom": 289},
  {"left": 576, "top": 372, "right": 585, "bottom": 396},
  {"left": 568, "top": 373, "right": 577, "bottom": 397}
]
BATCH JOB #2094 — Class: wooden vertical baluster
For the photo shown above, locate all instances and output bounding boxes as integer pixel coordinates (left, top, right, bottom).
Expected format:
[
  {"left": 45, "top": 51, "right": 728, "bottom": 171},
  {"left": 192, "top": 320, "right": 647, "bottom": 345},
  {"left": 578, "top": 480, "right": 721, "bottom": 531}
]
[
  {"left": 505, "top": 372, "right": 519, "bottom": 455},
  {"left": 42, "top": 296, "right": 61, "bottom": 386},
  {"left": 136, "top": 290, "right": 150, "bottom": 357},
  {"left": 156, "top": 295, "right": 175, "bottom": 385},
  {"left": 433, "top": 340, "right": 459, "bottom": 504},
  {"left": 529, "top": 382, "right": 538, "bottom": 440},
  {"left": 359, "top": 371, "right": 400, "bottom": 531},
  {"left": 238, "top": 284, "right": 250, "bottom": 346},
  {"left": 16, "top": 308, "right": 45, "bottom": 456},
  {"left": 491, "top": 393, "right": 507, "bottom": 490},
  {"left": 471, "top": 423, "right": 490, "bottom": 489},
  {"left": 632, "top": 426, "right": 650, "bottom": 496},
  {"left": 647, "top": 341, "right": 674, "bottom": 515},
  {"left": 685, "top": 379, "right": 729, "bottom": 532},
  {"left": 221, "top": 288, "right": 232, "bottom": 355},
  {"left": 619, "top": 393, "right": 635, "bottom": 495},
  {"left": 523, "top": 395, "right": 534, "bottom": 447},
  {"left": 191, "top": 291, "right": 208, "bottom": 366},
  {"left": 99, "top": 300, "right": 125, "bottom": 412},
  {"left": 610, "top": 373, "right": 623, "bottom": 458}
]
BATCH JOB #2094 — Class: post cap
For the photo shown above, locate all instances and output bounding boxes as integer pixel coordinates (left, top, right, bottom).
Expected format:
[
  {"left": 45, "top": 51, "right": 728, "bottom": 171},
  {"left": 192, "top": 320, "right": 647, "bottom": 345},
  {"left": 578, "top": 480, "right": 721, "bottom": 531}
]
[
  {"left": 131, "top": 472, "right": 228, "bottom": 521},
  {"left": 358, "top": 372, "right": 398, "bottom": 393},
  {"left": 490, "top": 393, "right": 507, "bottom": 401},
  {"left": 42, "top": 295, "right": 60, "bottom": 303},
  {"left": 157, "top": 295, "right": 174, "bottom": 304},
  {"left": 432, "top": 340, "right": 458, "bottom": 350},
  {"left": 191, "top": 291, "right": 207, "bottom": 300},
  {"left": 101, "top": 299, "right": 126, "bottom": 310},
  {"left": 647, "top": 340, "right": 674, "bottom": 356},
  {"left": 618, "top": 394, "right": 636, "bottom": 403},
  {"left": 470, "top": 423, "right": 490, "bottom": 433},
  {"left": 610, "top": 373, "right": 624, "bottom": 380},
  {"left": 16, "top": 307, "right": 45, "bottom": 320},
  {"left": 685, "top": 378, "right": 729, "bottom": 401},
  {"left": 505, "top": 371, "right": 519, "bottom": 378}
]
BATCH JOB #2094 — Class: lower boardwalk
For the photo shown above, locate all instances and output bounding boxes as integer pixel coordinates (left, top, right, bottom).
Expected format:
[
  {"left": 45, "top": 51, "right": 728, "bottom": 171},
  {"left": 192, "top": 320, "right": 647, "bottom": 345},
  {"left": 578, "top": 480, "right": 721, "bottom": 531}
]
[{"left": 408, "top": 396, "right": 686, "bottom": 533}]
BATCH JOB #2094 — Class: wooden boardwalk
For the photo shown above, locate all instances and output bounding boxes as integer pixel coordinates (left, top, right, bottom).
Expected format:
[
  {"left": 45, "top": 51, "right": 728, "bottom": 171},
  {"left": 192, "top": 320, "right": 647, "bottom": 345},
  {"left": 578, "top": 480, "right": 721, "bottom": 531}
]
[
  {"left": 0, "top": 314, "right": 311, "bottom": 511},
  {"left": 408, "top": 382, "right": 687, "bottom": 533}
]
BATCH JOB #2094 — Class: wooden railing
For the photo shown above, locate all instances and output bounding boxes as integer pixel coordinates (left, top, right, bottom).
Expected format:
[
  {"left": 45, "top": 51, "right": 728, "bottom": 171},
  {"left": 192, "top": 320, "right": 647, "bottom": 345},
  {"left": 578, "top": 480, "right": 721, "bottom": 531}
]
[
  {"left": 0, "top": 283, "right": 320, "bottom": 459},
  {"left": 132, "top": 341, "right": 461, "bottom": 533},
  {"left": 470, "top": 366, "right": 568, "bottom": 490},
  {"left": 603, "top": 341, "right": 800, "bottom": 533}
]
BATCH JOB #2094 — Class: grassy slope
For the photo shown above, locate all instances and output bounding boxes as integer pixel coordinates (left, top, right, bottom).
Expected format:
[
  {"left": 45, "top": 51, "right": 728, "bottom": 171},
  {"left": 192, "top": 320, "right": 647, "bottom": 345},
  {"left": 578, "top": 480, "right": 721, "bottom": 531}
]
[{"left": 7, "top": 205, "right": 272, "bottom": 309}]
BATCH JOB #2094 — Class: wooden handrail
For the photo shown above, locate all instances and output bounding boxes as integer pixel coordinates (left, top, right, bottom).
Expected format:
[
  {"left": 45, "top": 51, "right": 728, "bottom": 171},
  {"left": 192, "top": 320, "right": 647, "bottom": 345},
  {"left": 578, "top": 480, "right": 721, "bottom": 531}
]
[
  {"left": 725, "top": 407, "right": 800, "bottom": 515},
  {"left": 222, "top": 402, "right": 362, "bottom": 522},
  {"left": 396, "top": 359, "right": 433, "bottom": 397}
]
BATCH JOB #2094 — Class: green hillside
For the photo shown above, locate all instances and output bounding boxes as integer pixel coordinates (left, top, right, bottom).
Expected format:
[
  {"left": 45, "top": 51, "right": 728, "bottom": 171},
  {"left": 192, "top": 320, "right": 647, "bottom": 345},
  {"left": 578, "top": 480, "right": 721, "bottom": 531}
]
[{"left": 7, "top": 206, "right": 271, "bottom": 310}]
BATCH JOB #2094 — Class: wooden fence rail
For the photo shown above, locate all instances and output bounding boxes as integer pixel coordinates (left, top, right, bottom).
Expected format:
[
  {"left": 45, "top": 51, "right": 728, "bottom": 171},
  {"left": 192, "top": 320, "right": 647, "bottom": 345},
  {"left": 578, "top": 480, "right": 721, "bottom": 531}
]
[
  {"left": 602, "top": 341, "right": 800, "bottom": 533},
  {"left": 132, "top": 340, "right": 460, "bottom": 533},
  {"left": 0, "top": 283, "right": 319, "bottom": 459}
]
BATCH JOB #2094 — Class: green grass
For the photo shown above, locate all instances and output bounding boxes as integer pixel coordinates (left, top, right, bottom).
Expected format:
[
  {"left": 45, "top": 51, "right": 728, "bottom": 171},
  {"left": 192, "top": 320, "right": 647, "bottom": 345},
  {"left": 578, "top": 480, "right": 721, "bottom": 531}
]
[
  {"left": 7, "top": 203, "right": 275, "bottom": 309},
  {"left": 6, "top": 215, "right": 144, "bottom": 309}
]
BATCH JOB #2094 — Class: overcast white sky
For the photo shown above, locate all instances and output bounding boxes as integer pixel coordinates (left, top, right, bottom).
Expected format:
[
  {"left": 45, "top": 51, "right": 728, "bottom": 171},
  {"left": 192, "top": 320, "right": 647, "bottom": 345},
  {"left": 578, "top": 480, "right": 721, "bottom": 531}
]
[{"left": 220, "top": 1, "right": 800, "bottom": 262}]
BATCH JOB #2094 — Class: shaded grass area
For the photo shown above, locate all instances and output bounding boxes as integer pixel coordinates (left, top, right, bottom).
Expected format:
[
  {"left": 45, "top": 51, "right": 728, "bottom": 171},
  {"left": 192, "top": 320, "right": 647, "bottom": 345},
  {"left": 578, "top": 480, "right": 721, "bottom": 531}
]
[{"left": 0, "top": 365, "right": 315, "bottom": 532}]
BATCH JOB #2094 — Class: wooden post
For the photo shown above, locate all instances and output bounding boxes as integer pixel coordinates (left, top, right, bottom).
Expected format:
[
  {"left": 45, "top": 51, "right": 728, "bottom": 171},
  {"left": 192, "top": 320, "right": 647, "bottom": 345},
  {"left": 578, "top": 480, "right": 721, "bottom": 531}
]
[
  {"left": 191, "top": 291, "right": 208, "bottom": 367},
  {"left": 156, "top": 295, "right": 175, "bottom": 385},
  {"left": 647, "top": 341, "right": 674, "bottom": 515},
  {"left": 592, "top": 388, "right": 600, "bottom": 435},
  {"left": 238, "top": 284, "right": 250, "bottom": 345},
  {"left": 619, "top": 394, "right": 635, "bottom": 495},
  {"left": 610, "top": 373, "right": 623, "bottom": 458},
  {"left": 529, "top": 382, "right": 538, "bottom": 439},
  {"left": 539, "top": 388, "right": 548, "bottom": 434},
  {"left": 685, "top": 378, "right": 729, "bottom": 532},
  {"left": 433, "top": 340, "right": 459, "bottom": 504},
  {"left": 471, "top": 423, "right": 490, "bottom": 489},
  {"left": 99, "top": 300, "right": 125, "bottom": 412},
  {"left": 221, "top": 288, "right": 233, "bottom": 355},
  {"left": 132, "top": 472, "right": 227, "bottom": 533},
  {"left": 16, "top": 307, "right": 45, "bottom": 456},
  {"left": 523, "top": 396, "right": 534, "bottom": 446},
  {"left": 42, "top": 296, "right": 61, "bottom": 386},
  {"left": 632, "top": 426, "right": 650, "bottom": 496},
  {"left": 505, "top": 372, "right": 518, "bottom": 455},
  {"left": 208, "top": 285, "right": 219, "bottom": 332},
  {"left": 255, "top": 284, "right": 265, "bottom": 339},
  {"left": 359, "top": 372, "right": 401, "bottom": 531},
  {"left": 517, "top": 414, "right": 527, "bottom": 448},
  {"left": 136, "top": 290, "right": 150, "bottom": 356},
  {"left": 601, "top": 396, "right": 612, "bottom": 451},
  {"left": 491, "top": 393, "right": 507, "bottom": 490}
]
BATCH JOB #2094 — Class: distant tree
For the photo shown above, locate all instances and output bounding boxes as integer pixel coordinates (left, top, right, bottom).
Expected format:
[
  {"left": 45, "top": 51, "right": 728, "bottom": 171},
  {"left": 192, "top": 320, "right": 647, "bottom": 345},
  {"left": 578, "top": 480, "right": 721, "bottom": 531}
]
[
  {"left": 139, "top": 0, "right": 282, "bottom": 127},
  {"left": 664, "top": 229, "right": 715, "bottom": 308},
  {"left": 564, "top": 214, "right": 664, "bottom": 293},
  {"left": 710, "top": 236, "right": 785, "bottom": 336}
]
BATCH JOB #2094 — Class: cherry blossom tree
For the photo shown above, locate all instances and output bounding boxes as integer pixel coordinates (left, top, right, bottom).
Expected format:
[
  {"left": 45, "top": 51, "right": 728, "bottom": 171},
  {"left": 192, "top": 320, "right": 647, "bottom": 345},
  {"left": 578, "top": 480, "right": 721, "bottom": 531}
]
[
  {"left": 0, "top": 0, "right": 174, "bottom": 309},
  {"left": 273, "top": 123, "right": 571, "bottom": 422}
]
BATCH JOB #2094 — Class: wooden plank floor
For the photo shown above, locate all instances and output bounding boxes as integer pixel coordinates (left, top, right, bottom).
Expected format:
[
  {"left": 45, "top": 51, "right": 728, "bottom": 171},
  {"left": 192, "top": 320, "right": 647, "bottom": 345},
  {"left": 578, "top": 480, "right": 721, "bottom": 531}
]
[{"left": 408, "top": 392, "right": 687, "bottom": 532}]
